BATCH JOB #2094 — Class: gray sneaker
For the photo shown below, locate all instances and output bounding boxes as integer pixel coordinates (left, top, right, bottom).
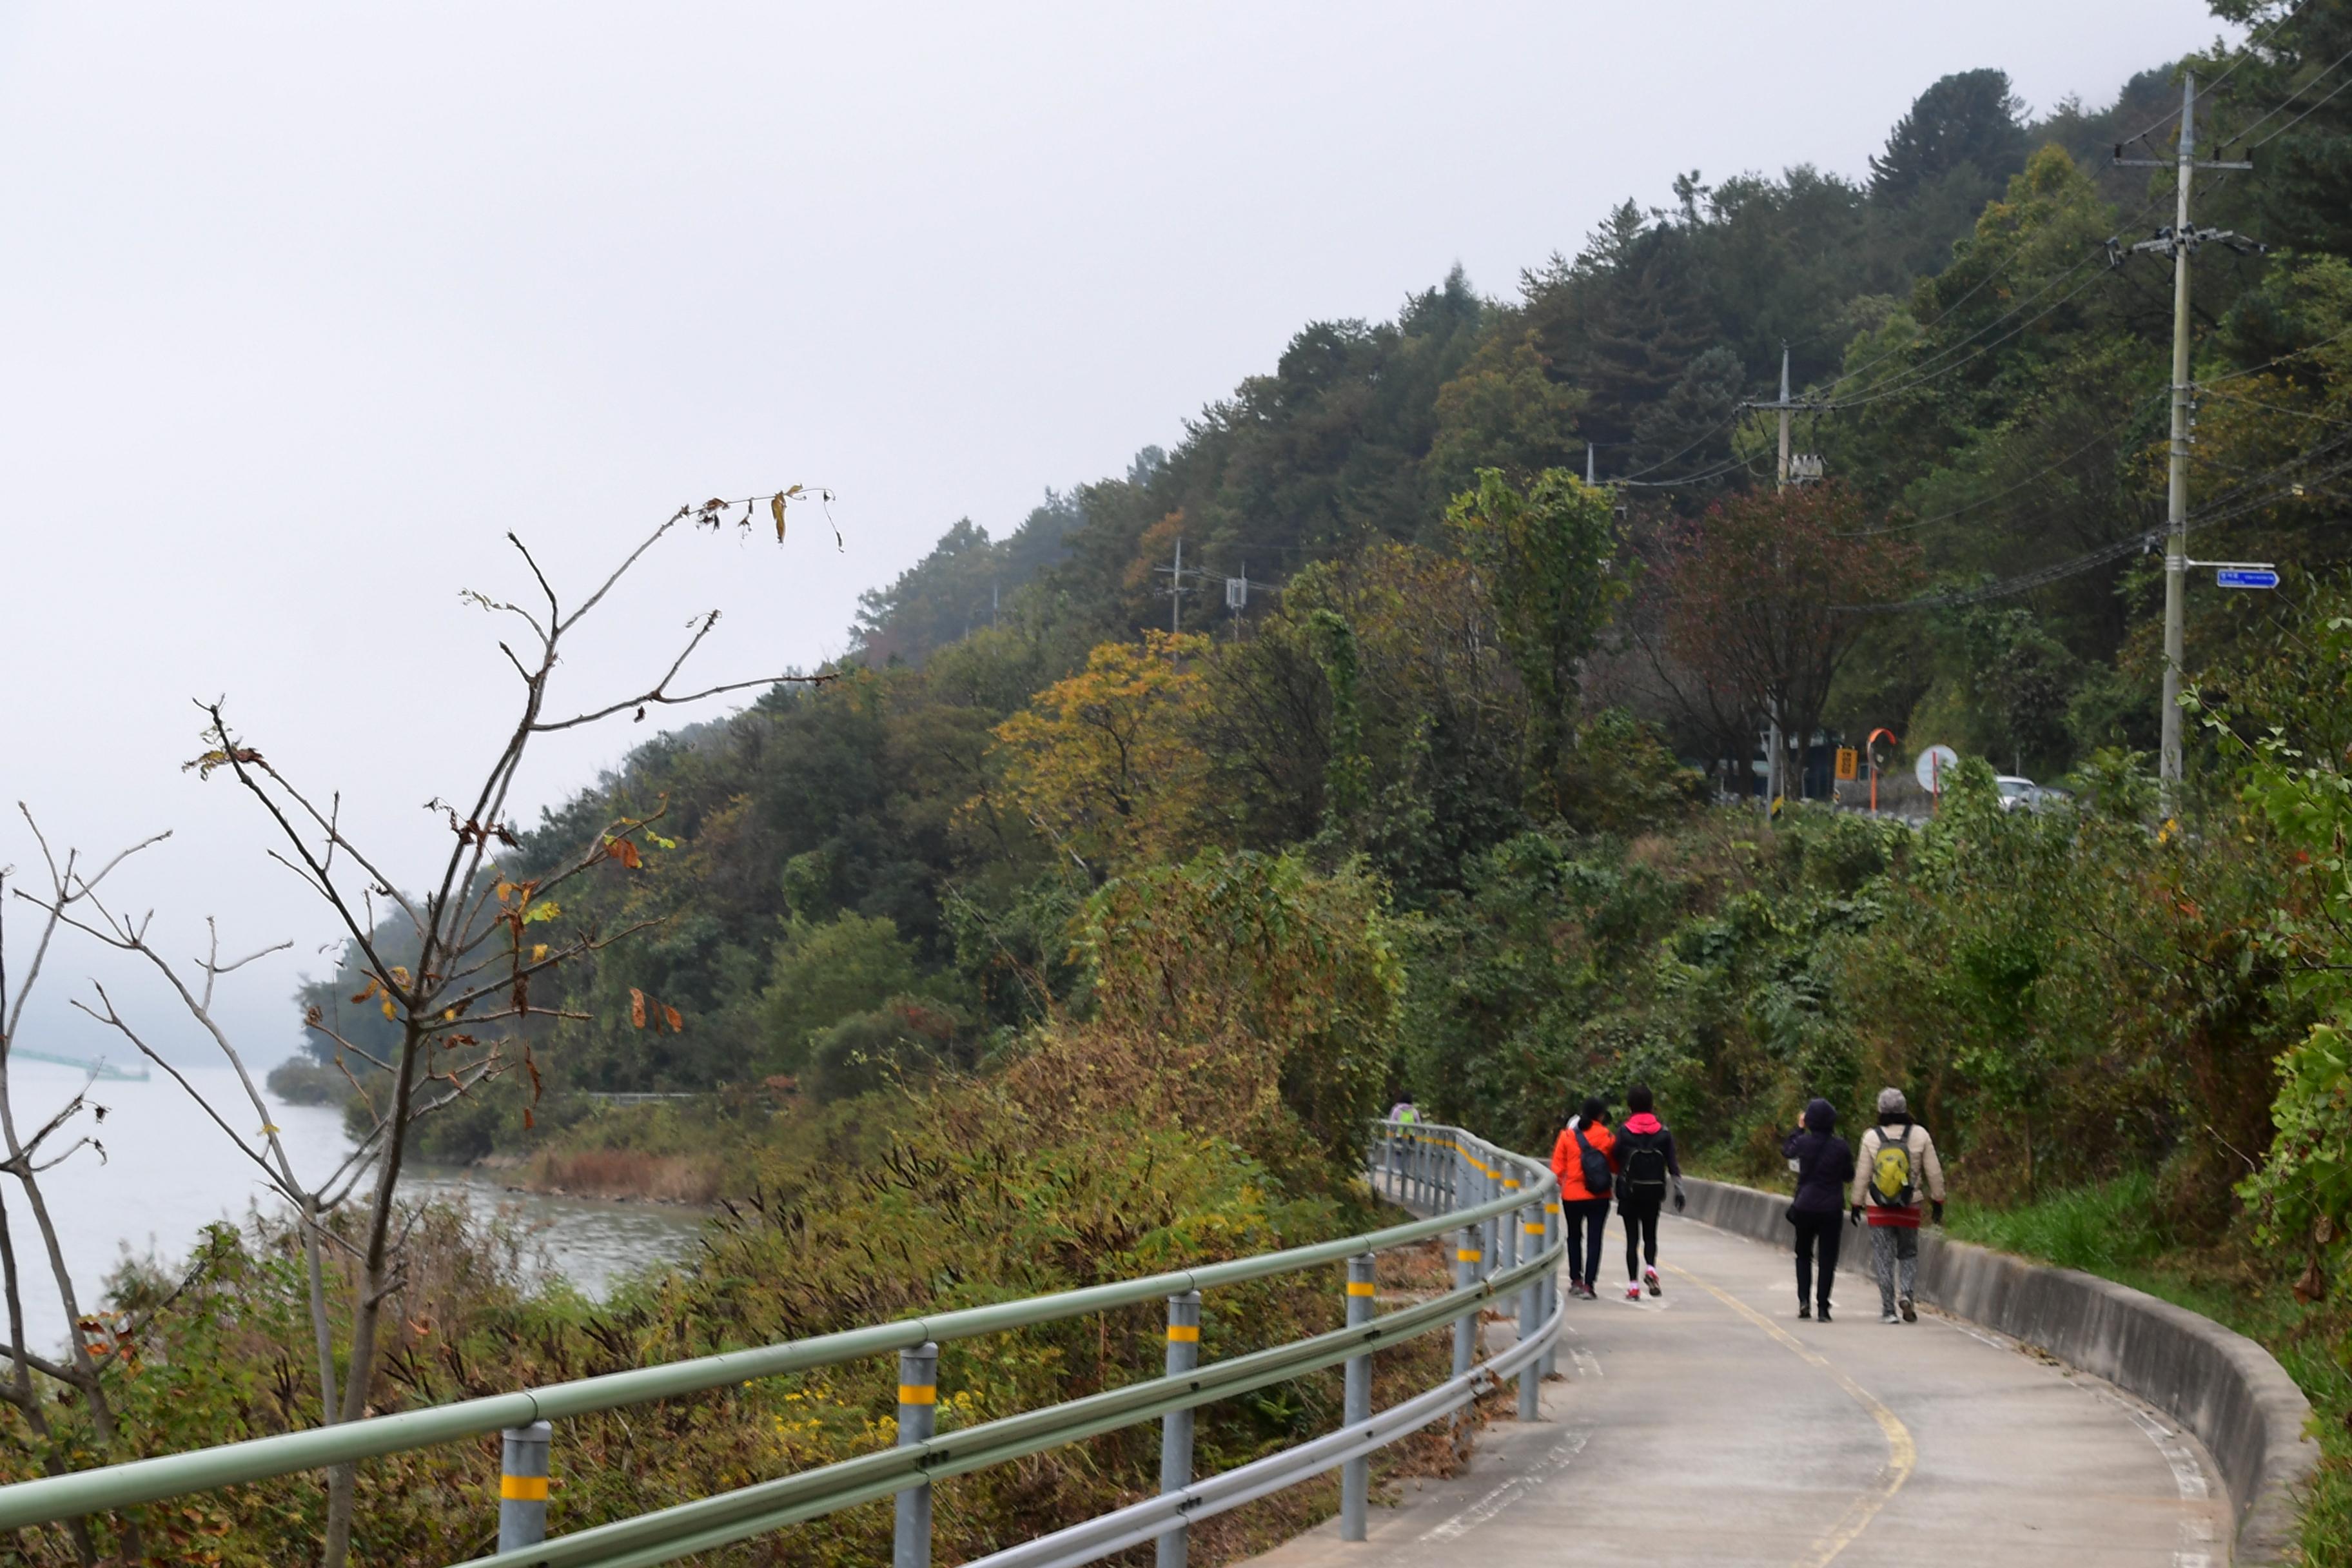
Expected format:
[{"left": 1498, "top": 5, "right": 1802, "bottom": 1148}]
[{"left": 1880, "top": 1311, "right": 1901, "bottom": 1324}]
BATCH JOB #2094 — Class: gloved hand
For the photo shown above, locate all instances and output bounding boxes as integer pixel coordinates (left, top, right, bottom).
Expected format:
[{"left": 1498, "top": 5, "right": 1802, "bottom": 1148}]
[
  {"left": 1931, "top": 1199, "right": 1945, "bottom": 1225},
  {"left": 1848, "top": 1204, "right": 1863, "bottom": 1227},
  {"left": 1672, "top": 1186, "right": 1687, "bottom": 1213}
]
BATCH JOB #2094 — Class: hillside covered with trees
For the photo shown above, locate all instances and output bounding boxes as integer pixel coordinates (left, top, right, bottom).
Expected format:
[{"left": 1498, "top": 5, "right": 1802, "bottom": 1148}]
[{"left": 68, "top": 3, "right": 2350, "bottom": 1558}]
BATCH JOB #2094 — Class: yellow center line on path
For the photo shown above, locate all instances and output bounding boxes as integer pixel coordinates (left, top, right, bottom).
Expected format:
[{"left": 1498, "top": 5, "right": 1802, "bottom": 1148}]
[{"left": 1665, "top": 1265, "right": 1916, "bottom": 1568}]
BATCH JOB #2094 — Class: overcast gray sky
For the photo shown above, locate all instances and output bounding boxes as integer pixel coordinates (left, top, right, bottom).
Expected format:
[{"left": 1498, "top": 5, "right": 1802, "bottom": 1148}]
[{"left": 2, "top": 3, "right": 2231, "bottom": 1066}]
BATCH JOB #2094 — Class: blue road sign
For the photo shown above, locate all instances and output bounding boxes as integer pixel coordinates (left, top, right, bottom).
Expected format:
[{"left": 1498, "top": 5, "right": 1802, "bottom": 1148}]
[{"left": 2216, "top": 568, "right": 2280, "bottom": 589}]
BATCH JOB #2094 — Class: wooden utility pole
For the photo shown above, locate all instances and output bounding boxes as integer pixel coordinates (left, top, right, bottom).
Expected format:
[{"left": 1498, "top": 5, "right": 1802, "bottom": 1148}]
[
  {"left": 1152, "top": 538, "right": 1193, "bottom": 636},
  {"left": 1745, "top": 342, "right": 1816, "bottom": 809},
  {"left": 2115, "top": 72, "right": 2254, "bottom": 810}
]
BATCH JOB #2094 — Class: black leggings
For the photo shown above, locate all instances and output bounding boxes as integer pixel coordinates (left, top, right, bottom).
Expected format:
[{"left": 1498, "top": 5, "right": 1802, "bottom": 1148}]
[
  {"left": 1565, "top": 1198, "right": 1610, "bottom": 1285},
  {"left": 1791, "top": 1209, "right": 1842, "bottom": 1307},
  {"left": 1620, "top": 1191, "right": 1663, "bottom": 1279}
]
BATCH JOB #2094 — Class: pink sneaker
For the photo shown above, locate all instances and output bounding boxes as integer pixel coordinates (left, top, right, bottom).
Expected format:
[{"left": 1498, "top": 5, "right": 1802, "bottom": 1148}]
[{"left": 1625, "top": 1282, "right": 1642, "bottom": 1300}]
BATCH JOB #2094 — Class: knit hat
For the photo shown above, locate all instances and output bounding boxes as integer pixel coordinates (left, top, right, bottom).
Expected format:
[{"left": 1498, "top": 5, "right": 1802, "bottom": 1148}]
[{"left": 1876, "top": 1086, "right": 1908, "bottom": 1116}]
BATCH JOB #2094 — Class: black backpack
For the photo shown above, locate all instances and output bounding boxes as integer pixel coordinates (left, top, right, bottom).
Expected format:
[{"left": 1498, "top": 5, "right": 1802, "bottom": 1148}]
[
  {"left": 1573, "top": 1126, "right": 1612, "bottom": 1198},
  {"left": 1620, "top": 1128, "right": 1671, "bottom": 1195}
]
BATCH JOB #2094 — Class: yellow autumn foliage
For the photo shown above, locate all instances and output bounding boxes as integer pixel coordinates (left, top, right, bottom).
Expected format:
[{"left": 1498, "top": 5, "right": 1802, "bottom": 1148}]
[{"left": 988, "top": 630, "right": 1222, "bottom": 870}]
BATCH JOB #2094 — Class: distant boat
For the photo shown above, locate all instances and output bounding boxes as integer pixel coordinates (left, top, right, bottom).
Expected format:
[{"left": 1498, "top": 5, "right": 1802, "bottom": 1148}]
[{"left": 8, "top": 1048, "right": 152, "bottom": 1083}]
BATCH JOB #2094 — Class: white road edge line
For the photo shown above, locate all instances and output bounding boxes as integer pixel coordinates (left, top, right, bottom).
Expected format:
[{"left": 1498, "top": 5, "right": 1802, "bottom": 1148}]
[
  {"left": 1923, "top": 1311, "right": 2217, "bottom": 1567},
  {"left": 1415, "top": 1429, "right": 1590, "bottom": 1543}
]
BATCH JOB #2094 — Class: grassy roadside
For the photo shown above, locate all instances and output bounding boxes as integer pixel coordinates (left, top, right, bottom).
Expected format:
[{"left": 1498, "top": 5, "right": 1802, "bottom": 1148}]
[{"left": 1945, "top": 1177, "right": 2351, "bottom": 1563}]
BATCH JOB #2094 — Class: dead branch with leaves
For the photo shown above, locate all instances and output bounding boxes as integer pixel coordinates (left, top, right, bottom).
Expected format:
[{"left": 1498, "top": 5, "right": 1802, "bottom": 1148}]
[{"left": 24, "top": 492, "right": 823, "bottom": 1568}]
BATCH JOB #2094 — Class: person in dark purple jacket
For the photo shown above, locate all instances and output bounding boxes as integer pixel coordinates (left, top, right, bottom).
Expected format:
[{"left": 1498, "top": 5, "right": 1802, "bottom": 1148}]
[{"left": 1783, "top": 1099, "right": 1855, "bottom": 1321}]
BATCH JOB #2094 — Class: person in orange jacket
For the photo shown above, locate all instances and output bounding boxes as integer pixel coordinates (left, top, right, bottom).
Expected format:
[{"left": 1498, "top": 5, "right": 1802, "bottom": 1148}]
[{"left": 1551, "top": 1096, "right": 1614, "bottom": 1300}]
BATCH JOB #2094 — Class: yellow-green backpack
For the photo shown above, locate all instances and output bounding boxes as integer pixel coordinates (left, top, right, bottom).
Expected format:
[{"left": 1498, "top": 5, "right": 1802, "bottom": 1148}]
[{"left": 1868, "top": 1130, "right": 1916, "bottom": 1207}]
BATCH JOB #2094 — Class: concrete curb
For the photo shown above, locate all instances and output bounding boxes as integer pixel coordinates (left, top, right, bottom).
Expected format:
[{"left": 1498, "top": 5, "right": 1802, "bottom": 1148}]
[{"left": 1681, "top": 1177, "right": 2319, "bottom": 1566}]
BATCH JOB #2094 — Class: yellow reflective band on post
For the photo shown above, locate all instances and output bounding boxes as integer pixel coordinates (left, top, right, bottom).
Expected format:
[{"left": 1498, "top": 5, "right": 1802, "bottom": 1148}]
[
  {"left": 897, "top": 1384, "right": 937, "bottom": 1405},
  {"left": 1456, "top": 1249, "right": 1482, "bottom": 1262},
  {"left": 1523, "top": 1222, "right": 1544, "bottom": 1234},
  {"left": 1346, "top": 1281, "right": 1377, "bottom": 1297},
  {"left": 1545, "top": 1202, "right": 1560, "bottom": 1213},
  {"left": 1166, "top": 1324, "right": 1200, "bottom": 1342},
  {"left": 500, "top": 1475, "right": 549, "bottom": 1502}
]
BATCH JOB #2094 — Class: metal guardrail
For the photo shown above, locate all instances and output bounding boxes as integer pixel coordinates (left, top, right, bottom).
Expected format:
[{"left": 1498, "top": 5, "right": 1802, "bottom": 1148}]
[{"left": 0, "top": 1121, "right": 1561, "bottom": 1567}]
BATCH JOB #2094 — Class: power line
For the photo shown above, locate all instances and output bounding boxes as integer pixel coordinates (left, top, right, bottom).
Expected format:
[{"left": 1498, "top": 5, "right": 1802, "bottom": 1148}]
[
  {"left": 2200, "top": 321, "right": 2352, "bottom": 385},
  {"left": 1834, "top": 423, "right": 2352, "bottom": 616},
  {"left": 2113, "top": 3, "right": 2306, "bottom": 155},
  {"left": 1830, "top": 400, "right": 2164, "bottom": 536},
  {"left": 2217, "top": 36, "right": 2352, "bottom": 147},
  {"left": 1814, "top": 187, "right": 2177, "bottom": 409},
  {"left": 1835, "top": 528, "right": 2160, "bottom": 615},
  {"left": 1606, "top": 406, "right": 1757, "bottom": 484},
  {"left": 1614, "top": 453, "right": 1767, "bottom": 489},
  {"left": 1833, "top": 422, "right": 2352, "bottom": 618},
  {"left": 2195, "top": 384, "right": 2347, "bottom": 421},
  {"left": 1829, "top": 260, "right": 2120, "bottom": 409},
  {"left": 2248, "top": 66, "right": 2352, "bottom": 149}
]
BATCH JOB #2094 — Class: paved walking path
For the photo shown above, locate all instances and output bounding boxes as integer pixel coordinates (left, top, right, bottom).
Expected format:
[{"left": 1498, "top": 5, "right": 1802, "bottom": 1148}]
[{"left": 1249, "top": 1212, "right": 2230, "bottom": 1568}]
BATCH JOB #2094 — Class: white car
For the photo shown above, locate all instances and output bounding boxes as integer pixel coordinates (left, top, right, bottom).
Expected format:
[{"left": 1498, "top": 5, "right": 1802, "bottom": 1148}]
[{"left": 1995, "top": 776, "right": 2038, "bottom": 812}]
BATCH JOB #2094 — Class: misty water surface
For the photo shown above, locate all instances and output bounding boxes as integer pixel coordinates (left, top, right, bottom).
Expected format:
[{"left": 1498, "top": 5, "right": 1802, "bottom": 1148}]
[{"left": 11, "top": 1058, "right": 701, "bottom": 1353}]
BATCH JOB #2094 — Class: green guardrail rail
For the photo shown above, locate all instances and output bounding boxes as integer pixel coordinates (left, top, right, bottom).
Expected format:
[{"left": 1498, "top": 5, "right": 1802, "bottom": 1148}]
[{"left": 0, "top": 1121, "right": 1562, "bottom": 1568}]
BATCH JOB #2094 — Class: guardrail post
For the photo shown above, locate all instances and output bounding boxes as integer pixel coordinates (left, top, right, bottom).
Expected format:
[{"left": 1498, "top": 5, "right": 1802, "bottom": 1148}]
[
  {"left": 1156, "top": 1291, "right": 1201, "bottom": 1568},
  {"left": 498, "top": 1419, "right": 551, "bottom": 1553},
  {"left": 1449, "top": 1223, "right": 1478, "bottom": 1451},
  {"left": 1499, "top": 1175, "right": 1520, "bottom": 1279},
  {"left": 1451, "top": 1226, "right": 1478, "bottom": 1380},
  {"left": 1540, "top": 1200, "right": 1560, "bottom": 1379},
  {"left": 1517, "top": 1193, "right": 1542, "bottom": 1421},
  {"left": 895, "top": 1342, "right": 938, "bottom": 1568},
  {"left": 1482, "top": 1165, "right": 1500, "bottom": 1279},
  {"left": 1340, "top": 1253, "right": 1376, "bottom": 1541}
]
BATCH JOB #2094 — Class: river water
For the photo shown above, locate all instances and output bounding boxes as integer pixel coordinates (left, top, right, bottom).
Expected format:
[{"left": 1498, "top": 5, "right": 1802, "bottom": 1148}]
[{"left": 6, "top": 1057, "right": 704, "bottom": 1352}]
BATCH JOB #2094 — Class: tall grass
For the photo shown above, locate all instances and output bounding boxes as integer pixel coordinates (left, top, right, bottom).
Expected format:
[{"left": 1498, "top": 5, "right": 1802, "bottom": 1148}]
[
  {"left": 1943, "top": 1170, "right": 2171, "bottom": 1275},
  {"left": 525, "top": 1146, "right": 723, "bottom": 1204}
]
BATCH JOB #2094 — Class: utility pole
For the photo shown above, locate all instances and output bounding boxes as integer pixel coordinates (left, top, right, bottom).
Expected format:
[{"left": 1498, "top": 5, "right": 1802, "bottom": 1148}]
[
  {"left": 2114, "top": 73, "right": 2255, "bottom": 810},
  {"left": 1743, "top": 342, "right": 1817, "bottom": 812},
  {"left": 1774, "top": 344, "right": 1793, "bottom": 487},
  {"left": 1153, "top": 538, "right": 1194, "bottom": 636}
]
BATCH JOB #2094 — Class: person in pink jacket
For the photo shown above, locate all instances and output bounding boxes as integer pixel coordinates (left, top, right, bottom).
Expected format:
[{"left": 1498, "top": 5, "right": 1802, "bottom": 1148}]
[{"left": 1614, "top": 1084, "right": 1686, "bottom": 1299}]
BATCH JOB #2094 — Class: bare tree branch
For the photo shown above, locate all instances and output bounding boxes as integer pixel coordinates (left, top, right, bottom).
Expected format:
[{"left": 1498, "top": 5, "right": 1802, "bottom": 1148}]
[{"left": 534, "top": 670, "right": 832, "bottom": 733}]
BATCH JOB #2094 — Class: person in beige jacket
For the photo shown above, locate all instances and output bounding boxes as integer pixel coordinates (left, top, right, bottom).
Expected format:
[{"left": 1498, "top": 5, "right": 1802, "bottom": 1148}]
[{"left": 1848, "top": 1087, "right": 1946, "bottom": 1323}]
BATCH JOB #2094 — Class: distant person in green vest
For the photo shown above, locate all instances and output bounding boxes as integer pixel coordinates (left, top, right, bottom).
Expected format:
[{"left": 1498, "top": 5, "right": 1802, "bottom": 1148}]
[
  {"left": 1388, "top": 1099, "right": 1418, "bottom": 1124},
  {"left": 1848, "top": 1087, "right": 1946, "bottom": 1324}
]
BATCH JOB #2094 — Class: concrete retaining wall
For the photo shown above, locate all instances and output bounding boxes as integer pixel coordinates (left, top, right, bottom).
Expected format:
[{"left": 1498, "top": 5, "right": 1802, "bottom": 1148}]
[{"left": 1681, "top": 1178, "right": 2318, "bottom": 1566}]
